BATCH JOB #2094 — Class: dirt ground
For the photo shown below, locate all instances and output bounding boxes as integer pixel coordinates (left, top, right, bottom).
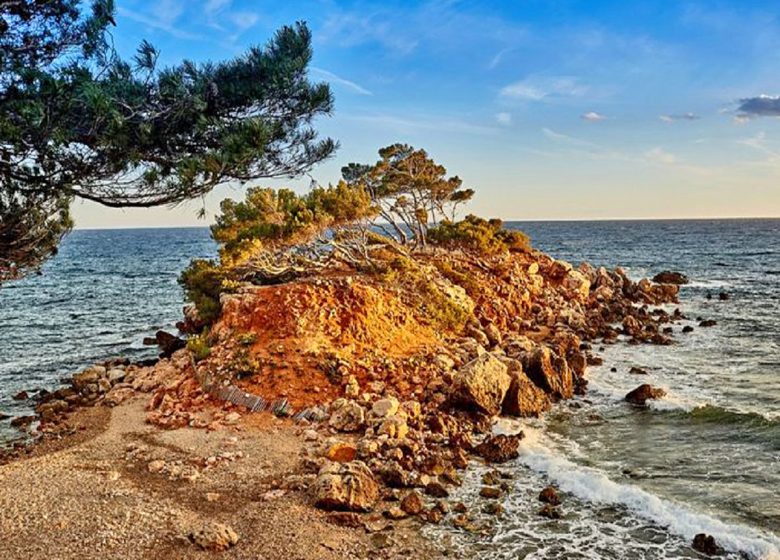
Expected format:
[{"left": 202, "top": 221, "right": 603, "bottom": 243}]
[{"left": 0, "top": 398, "right": 441, "bottom": 560}]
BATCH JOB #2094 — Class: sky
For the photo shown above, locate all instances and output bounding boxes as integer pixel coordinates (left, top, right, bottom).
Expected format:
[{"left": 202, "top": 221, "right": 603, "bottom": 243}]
[{"left": 73, "top": 0, "right": 780, "bottom": 228}]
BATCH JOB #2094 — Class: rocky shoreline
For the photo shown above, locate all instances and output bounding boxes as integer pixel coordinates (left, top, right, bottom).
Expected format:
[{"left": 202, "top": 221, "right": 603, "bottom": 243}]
[{"left": 0, "top": 249, "right": 728, "bottom": 558}]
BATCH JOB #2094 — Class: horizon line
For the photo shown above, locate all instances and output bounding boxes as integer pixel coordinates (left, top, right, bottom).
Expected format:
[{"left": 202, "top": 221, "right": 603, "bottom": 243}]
[{"left": 72, "top": 215, "right": 780, "bottom": 231}]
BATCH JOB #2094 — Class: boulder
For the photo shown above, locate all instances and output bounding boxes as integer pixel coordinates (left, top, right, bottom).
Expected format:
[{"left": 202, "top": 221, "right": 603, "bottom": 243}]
[
  {"left": 523, "top": 347, "right": 573, "bottom": 400},
  {"left": 452, "top": 353, "right": 512, "bottom": 416},
  {"left": 328, "top": 399, "right": 365, "bottom": 432},
  {"left": 625, "top": 384, "right": 666, "bottom": 405},
  {"left": 500, "top": 359, "right": 551, "bottom": 418},
  {"left": 314, "top": 461, "right": 379, "bottom": 512},
  {"left": 652, "top": 271, "right": 689, "bottom": 285},
  {"left": 562, "top": 270, "right": 591, "bottom": 301},
  {"left": 188, "top": 522, "right": 239, "bottom": 551},
  {"left": 151, "top": 330, "right": 186, "bottom": 358},
  {"left": 475, "top": 433, "right": 523, "bottom": 463}
]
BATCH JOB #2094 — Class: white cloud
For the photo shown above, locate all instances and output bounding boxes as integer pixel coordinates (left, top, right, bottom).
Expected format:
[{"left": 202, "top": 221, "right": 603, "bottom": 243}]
[
  {"left": 581, "top": 111, "right": 606, "bottom": 121},
  {"left": 152, "top": 0, "right": 184, "bottom": 25},
  {"left": 495, "top": 112, "right": 512, "bottom": 126},
  {"left": 644, "top": 147, "right": 678, "bottom": 165},
  {"left": 311, "top": 67, "right": 372, "bottom": 96},
  {"left": 205, "top": 0, "right": 232, "bottom": 16},
  {"left": 659, "top": 112, "right": 700, "bottom": 122},
  {"left": 500, "top": 76, "right": 588, "bottom": 101}
]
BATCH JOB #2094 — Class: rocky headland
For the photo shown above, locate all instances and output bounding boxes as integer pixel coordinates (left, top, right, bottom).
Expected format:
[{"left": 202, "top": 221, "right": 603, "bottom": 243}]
[{"left": 1, "top": 245, "right": 716, "bottom": 559}]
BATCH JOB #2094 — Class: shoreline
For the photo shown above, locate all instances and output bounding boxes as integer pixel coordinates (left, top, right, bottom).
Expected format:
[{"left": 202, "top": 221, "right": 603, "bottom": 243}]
[{"left": 0, "top": 247, "right": 756, "bottom": 559}]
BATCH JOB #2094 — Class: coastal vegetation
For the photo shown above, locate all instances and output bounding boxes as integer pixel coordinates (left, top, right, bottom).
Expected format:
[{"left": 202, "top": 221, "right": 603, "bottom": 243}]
[{"left": 0, "top": 1, "right": 335, "bottom": 282}]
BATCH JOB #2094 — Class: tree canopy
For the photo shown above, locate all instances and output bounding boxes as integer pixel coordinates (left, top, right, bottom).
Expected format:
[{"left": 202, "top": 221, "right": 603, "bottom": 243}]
[
  {"left": 0, "top": 1, "right": 336, "bottom": 282},
  {"left": 342, "top": 144, "right": 474, "bottom": 247}
]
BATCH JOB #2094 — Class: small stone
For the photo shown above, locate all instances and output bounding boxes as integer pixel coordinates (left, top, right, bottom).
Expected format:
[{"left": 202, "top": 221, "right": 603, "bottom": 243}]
[
  {"left": 400, "top": 491, "right": 424, "bottom": 515},
  {"left": 372, "top": 397, "right": 400, "bottom": 418},
  {"left": 206, "top": 493, "right": 221, "bottom": 502},
  {"left": 384, "top": 506, "right": 407, "bottom": 520},
  {"left": 538, "top": 486, "right": 561, "bottom": 505},
  {"left": 425, "top": 481, "right": 449, "bottom": 498},
  {"left": 479, "top": 486, "right": 502, "bottom": 499},
  {"left": 188, "top": 522, "right": 239, "bottom": 551},
  {"left": 147, "top": 460, "right": 166, "bottom": 473},
  {"left": 538, "top": 504, "right": 561, "bottom": 519},
  {"left": 224, "top": 412, "right": 241, "bottom": 425}
]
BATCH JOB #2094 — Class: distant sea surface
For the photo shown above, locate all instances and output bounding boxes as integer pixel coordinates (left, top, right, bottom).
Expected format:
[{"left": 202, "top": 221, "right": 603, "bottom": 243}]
[{"left": 1, "top": 219, "right": 778, "bottom": 559}]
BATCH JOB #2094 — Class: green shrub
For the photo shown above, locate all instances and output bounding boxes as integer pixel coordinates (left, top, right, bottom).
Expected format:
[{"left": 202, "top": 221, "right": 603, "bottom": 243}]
[
  {"left": 179, "top": 259, "right": 227, "bottom": 326},
  {"left": 428, "top": 215, "right": 531, "bottom": 254}
]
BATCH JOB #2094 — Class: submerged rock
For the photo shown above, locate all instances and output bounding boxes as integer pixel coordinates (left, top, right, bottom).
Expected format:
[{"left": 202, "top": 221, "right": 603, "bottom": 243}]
[
  {"left": 692, "top": 533, "right": 723, "bottom": 556},
  {"left": 652, "top": 271, "right": 689, "bottom": 285},
  {"left": 625, "top": 384, "right": 666, "bottom": 405}
]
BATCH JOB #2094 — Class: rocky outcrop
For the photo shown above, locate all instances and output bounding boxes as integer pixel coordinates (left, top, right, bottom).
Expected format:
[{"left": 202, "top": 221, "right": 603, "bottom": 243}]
[
  {"left": 313, "top": 461, "right": 379, "bottom": 512},
  {"left": 523, "top": 347, "right": 573, "bottom": 401},
  {"left": 625, "top": 384, "right": 666, "bottom": 405},
  {"left": 500, "top": 359, "right": 551, "bottom": 417},
  {"left": 452, "top": 353, "right": 512, "bottom": 416}
]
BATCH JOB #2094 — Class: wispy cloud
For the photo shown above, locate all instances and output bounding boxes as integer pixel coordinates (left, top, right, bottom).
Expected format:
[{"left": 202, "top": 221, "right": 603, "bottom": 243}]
[
  {"left": 117, "top": 6, "right": 201, "bottom": 40},
  {"left": 311, "top": 67, "right": 372, "bottom": 96},
  {"left": 501, "top": 76, "right": 588, "bottom": 101},
  {"left": 659, "top": 112, "right": 700, "bottom": 122},
  {"left": 495, "top": 112, "right": 512, "bottom": 126},
  {"left": 488, "top": 47, "right": 515, "bottom": 70},
  {"left": 319, "top": 11, "right": 419, "bottom": 55},
  {"left": 581, "top": 111, "right": 607, "bottom": 122},
  {"left": 644, "top": 147, "right": 678, "bottom": 165},
  {"left": 352, "top": 113, "right": 498, "bottom": 136}
]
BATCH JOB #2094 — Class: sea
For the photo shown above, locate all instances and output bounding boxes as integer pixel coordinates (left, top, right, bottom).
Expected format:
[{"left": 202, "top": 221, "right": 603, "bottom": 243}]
[{"left": 0, "top": 219, "right": 778, "bottom": 559}]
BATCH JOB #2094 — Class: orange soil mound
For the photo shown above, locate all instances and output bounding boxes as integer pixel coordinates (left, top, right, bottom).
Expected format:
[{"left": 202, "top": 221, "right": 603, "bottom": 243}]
[{"left": 207, "top": 275, "right": 440, "bottom": 408}]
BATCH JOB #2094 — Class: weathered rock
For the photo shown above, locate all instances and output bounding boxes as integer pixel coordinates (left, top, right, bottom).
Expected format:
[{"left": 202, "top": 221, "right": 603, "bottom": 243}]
[
  {"left": 652, "top": 271, "right": 689, "bottom": 285},
  {"left": 425, "top": 481, "right": 450, "bottom": 498},
  {"left": 625, "top": 384, "right": 666, "bottom": 405},
  {"left": 452, "top": 353, "right": 512, "bottom": 416},
  {"left": 372, "top": 397, "right": 400, "bottom": 418},
  {"left": 692, "top": 533, "right": 723, "bottom": 556},
  {"left": 475, "top": 433, "right": 523, "bottom": 463},
  {"left": 400, "top": 491, "right": 424, "bottom": 515},
  {"left": 314, "top": 461, "right": 379, "bottom": 512},
  {"left": 629, "top": 366, "right": 648, "bottom": 375},
  {"left": 699, "top": 319, "right": 717, "bottom": 328},
  {"left": 328, "top": 399, "right": 365, "bottom": 432},
  {"left": 501, "top": 359, "right": 551, "bottom": 418},
  {"left": 325, "top": 442, "right": 358, "bottom": 463},
  {"left": 11, "top": 391, "right": 28, "bottom": 401},
  {"left": 523, "top": 347, "right": 573, "bottom": 400},
  {"left": 562, "top": 269, "right": 591, "bottom": 301},
  {"left": 188, "top": 522, "right": 239, "bottom": 551},
  {"left": 326, "top": 512, "right": 364, "bottom": 528},
  {"left": 682, "top": 325, "right": 694, "bottom": 333},
  {"left": 378, "top": 415, "right": 409, "bottom": 440},
  {"left": 538, "top": 486, "right": 561, "bottom": 505}
]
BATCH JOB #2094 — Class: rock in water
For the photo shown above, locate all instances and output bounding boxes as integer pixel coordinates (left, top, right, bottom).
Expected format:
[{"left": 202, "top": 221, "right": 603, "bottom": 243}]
[
  {"left": 475, "top": 434, "right": 523, "bottom": 463},
  {"left": 652, "top": 271, "right": 689, "bottom": 285},
  {"left": 523, "top": 346, "right": 573, "bottom": 400},
  {"left": 538, "top": 486, "right": 561, "bottom": 505},
  {"left": 188, "top": 522, "right": 239, "bottom": 551},
  {"left": 314, "top": 461, "right": 379, "bottom": 512},
  {"left": 625, "top": 384, "right": 666, "bottom": 405},
  {"left": 452, "top": 353, "right": 512, "bottom": 416},
  {"left": 153, "top": 330, "right": 186, "bottom": 358},
  {"left": 692, "top": 533, "right": 723, "bottom": 556}
]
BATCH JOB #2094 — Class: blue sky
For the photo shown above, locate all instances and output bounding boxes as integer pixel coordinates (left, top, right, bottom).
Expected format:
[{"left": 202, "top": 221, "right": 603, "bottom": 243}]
[{"left": 74, "top": 0, "right": 780, "bottom": 227}]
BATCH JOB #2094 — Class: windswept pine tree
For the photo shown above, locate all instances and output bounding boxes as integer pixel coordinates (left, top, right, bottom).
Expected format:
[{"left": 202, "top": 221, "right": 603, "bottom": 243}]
[{"left": 0, "top": 1, "right": 336, "bottom": 283}]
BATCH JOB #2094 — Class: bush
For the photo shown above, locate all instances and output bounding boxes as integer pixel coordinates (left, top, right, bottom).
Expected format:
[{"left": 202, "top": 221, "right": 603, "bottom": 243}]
[
  {"left": 187, "top": 331, "right": 212, "bottom": 362},
  {"left": 179, "top": 259, "right": 229, "bottom": 326},
  {"left": 428, "top": 215, "right": 531, "bottom": 254}
]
